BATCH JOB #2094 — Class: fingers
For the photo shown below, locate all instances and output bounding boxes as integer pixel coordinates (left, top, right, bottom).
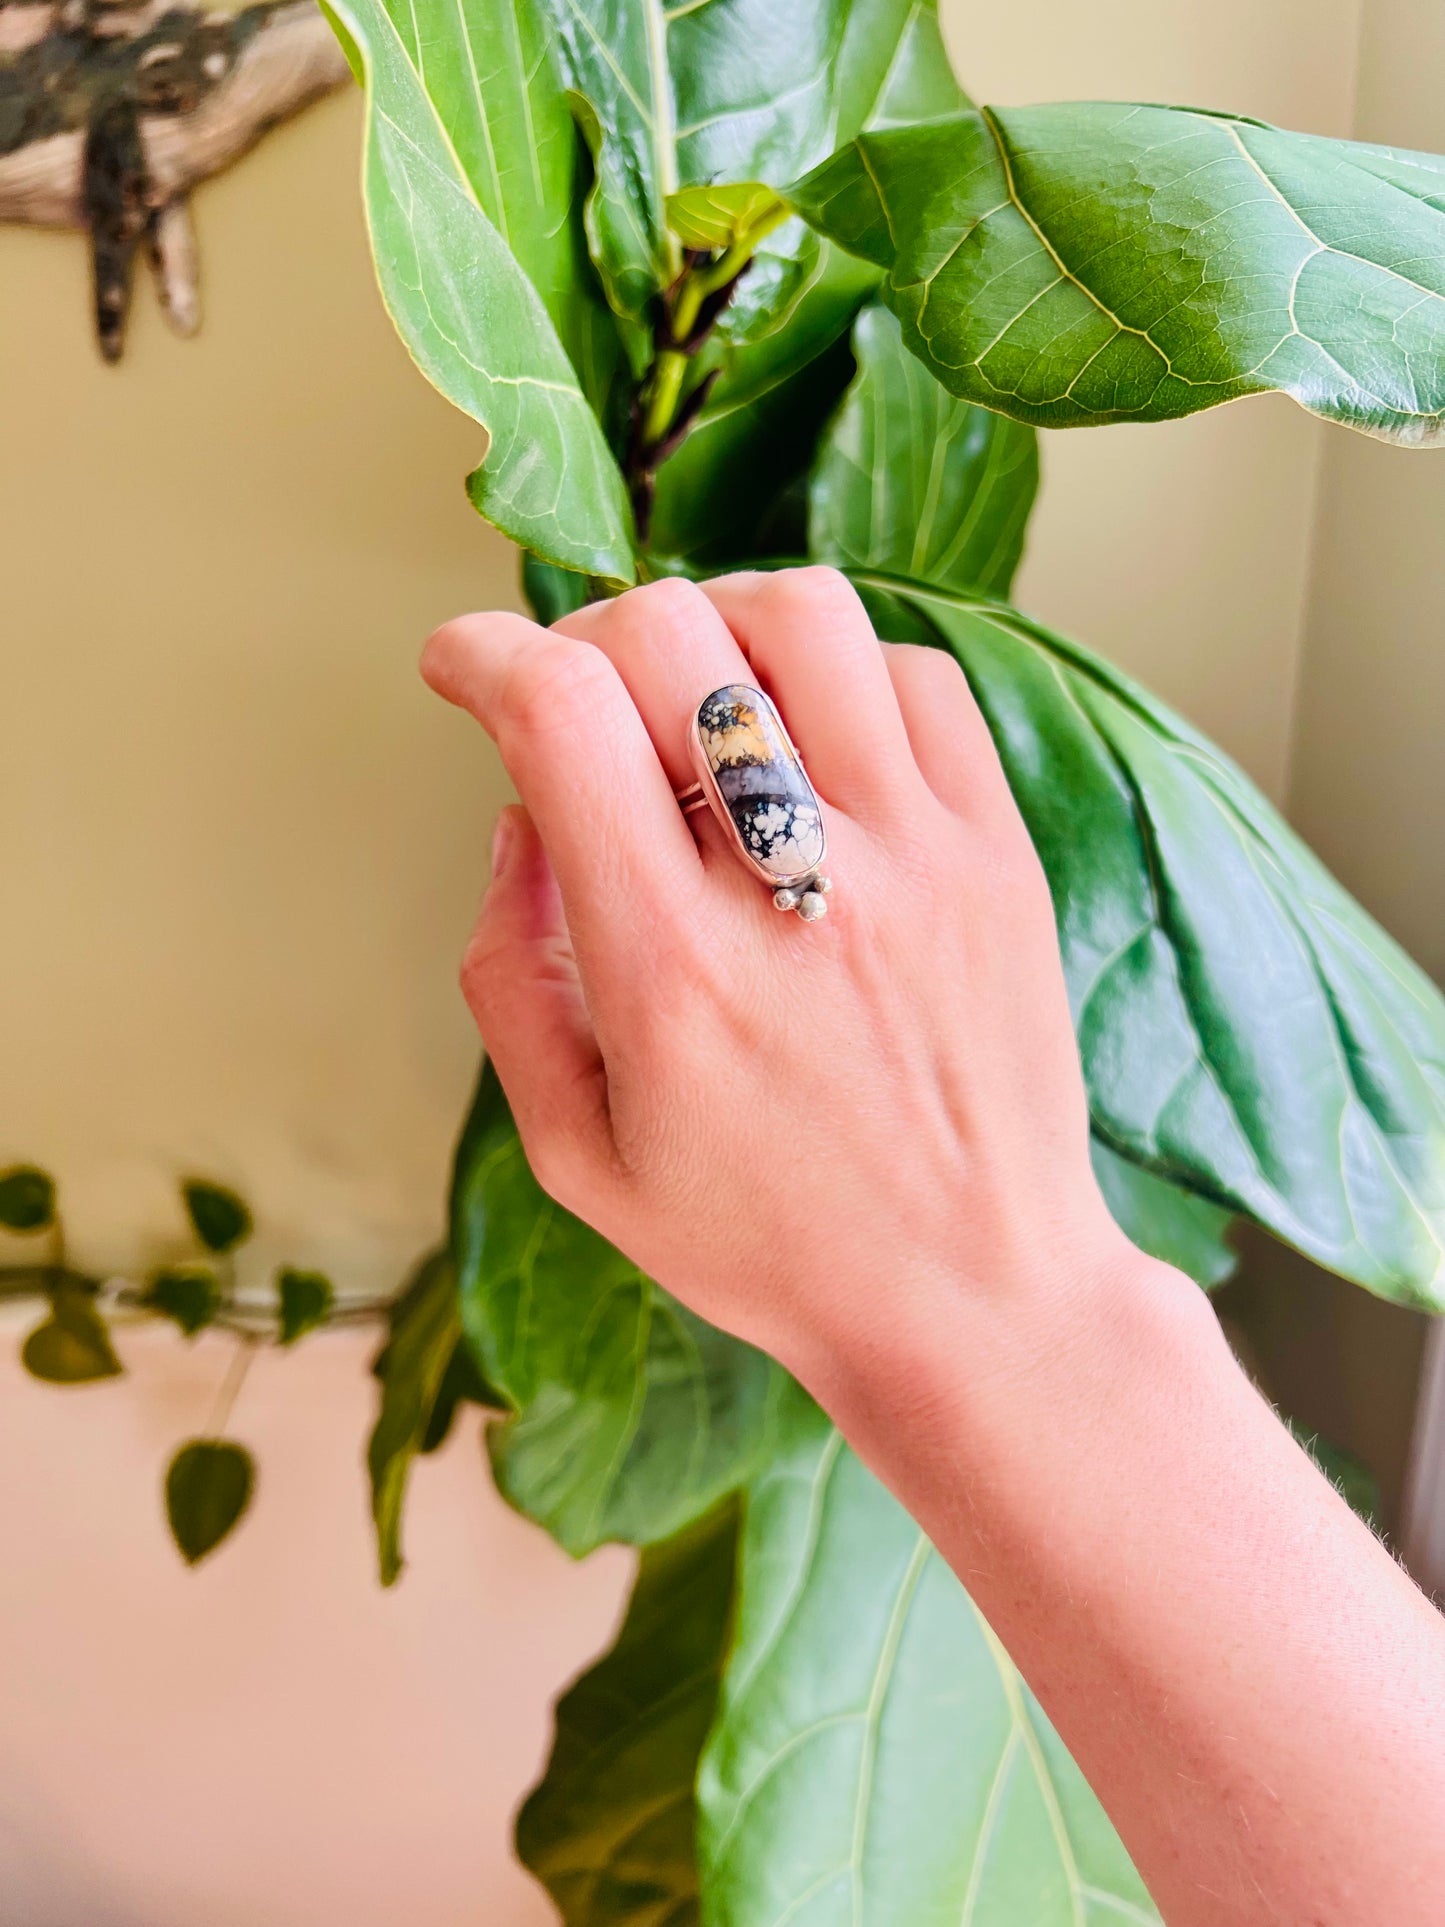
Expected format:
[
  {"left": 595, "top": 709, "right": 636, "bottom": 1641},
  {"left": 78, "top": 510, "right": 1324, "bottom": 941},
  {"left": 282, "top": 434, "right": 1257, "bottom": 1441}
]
[
  {"left": 460, "top": 807, "right": 612, "bottom": 1199},
  {"left": 699, "top": 568, "right": 917, "bottom": 815},
  {"left": 423, "top": 610, "right": 702, "bottom": 971},
  {"left": 883, "top": 640, "right": 1020, "bottom": 831},
  {"left": 556, "top": 576, "right": 751, "bottom": 794}
]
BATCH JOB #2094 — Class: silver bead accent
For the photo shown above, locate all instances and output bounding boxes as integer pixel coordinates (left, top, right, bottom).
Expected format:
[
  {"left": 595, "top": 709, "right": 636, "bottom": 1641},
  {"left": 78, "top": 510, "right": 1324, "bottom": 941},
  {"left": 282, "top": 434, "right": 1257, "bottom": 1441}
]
[
  {"left": 812, "top": 874, "right": 833, "bottom": 895},
  {"left": 773, "top": 886, "right": 801, "bottom": 912},
  {"left": 797, "top": 891, "right": 829, "bottom": 922}
]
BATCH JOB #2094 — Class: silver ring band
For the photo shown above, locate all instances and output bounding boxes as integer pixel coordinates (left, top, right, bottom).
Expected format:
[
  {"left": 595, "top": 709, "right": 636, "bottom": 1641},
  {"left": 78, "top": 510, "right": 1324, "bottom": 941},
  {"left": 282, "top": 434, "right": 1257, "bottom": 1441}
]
[{"left": 675, "top": 684, "right": 833, "bottom": 922}]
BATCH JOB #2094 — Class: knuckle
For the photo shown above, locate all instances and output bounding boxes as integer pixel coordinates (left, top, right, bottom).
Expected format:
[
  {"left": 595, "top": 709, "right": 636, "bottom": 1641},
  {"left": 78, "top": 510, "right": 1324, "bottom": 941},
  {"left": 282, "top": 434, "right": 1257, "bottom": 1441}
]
[
  {"left": 494, "top": 635, "right": 618, "bottom": 739},
  {"left": 764, "top": 564, "right": 863, "bottom": 623},
  {"left": 458, "top": 930, "right": 500, "bottom": 1018},
  {"left": 520, "top": 1126, "right": 581, "bottom": 1206},
  {"left": 612, "top": 575, "right": 717, "bottom": 648},
  {"left": 419, "top": 614, "right": 481, "bottom": 700},
  {"left": 891, "top": 639, "right": 966, "bottom": 689}
]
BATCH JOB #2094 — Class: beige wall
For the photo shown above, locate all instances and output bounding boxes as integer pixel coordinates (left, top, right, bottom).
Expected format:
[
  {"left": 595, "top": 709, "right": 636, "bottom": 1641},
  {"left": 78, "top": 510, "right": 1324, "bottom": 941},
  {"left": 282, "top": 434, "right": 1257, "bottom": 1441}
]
[{"left": 6, "top": 0, "right": 1440, "bottom": 1918}]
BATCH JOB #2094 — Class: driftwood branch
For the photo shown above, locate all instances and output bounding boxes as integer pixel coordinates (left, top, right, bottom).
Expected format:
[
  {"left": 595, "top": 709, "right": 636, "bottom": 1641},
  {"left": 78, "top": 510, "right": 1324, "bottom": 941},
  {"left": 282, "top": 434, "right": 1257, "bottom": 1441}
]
[{"left": 0, "top": 0, "right": 351, "bottom": 357}]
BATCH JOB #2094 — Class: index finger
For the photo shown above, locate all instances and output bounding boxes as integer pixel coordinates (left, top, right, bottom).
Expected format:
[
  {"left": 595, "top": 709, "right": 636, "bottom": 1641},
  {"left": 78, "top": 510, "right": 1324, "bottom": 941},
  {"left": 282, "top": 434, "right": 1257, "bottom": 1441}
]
[{"left": 422, "top": 609, "right": 704, "bottom": 964}]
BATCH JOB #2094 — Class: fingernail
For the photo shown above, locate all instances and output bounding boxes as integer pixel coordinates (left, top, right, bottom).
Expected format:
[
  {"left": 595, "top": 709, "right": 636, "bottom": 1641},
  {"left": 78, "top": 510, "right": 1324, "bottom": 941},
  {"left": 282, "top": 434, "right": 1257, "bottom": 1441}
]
[{"left": 490, "top": 808, "right": 519, "bottom": 882}]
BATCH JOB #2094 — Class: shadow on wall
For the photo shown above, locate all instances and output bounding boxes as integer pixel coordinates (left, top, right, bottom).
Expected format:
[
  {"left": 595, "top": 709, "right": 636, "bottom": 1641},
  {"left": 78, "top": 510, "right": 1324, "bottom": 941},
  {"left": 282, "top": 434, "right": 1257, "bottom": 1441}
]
[{"left": 0, "top": 1795, "right": 147, "bottom": 1927}]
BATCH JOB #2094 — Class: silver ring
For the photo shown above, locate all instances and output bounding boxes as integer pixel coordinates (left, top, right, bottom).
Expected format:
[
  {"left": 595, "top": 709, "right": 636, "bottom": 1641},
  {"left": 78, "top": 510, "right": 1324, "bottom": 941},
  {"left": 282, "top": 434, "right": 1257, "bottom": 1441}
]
[{"left": 675, "top": 684, "right": 833, "bottom": 922}]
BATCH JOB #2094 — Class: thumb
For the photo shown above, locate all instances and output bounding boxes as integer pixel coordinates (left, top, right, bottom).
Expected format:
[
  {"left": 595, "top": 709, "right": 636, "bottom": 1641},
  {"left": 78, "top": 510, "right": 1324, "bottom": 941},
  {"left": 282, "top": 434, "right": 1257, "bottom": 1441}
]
[{"left": 460, "top": 806, "right": 612, "bottom": 1203}]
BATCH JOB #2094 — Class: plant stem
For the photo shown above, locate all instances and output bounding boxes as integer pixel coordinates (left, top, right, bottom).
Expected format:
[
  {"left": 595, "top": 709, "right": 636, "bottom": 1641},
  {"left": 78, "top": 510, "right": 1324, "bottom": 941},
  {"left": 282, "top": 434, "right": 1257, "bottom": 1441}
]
[
  {"left": 206, "top": 1337, "right": 255, "bottom": 1438},
  {"left": 627, "top": 201, "right": 792, "bottom": 537},
  {"left": 640, "top": 347, "right": 688, "bottom": 448}
]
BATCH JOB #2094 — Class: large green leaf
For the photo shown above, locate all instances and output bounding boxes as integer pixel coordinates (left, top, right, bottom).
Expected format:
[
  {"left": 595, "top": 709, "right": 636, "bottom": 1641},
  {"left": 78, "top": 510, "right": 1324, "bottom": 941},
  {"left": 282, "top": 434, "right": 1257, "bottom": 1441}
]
[
  {"left": 851, "top": 575, "right": 1445, "bottom": 1308},
  {"left": 792, "top": 105, "right": 1445, "bottom": 443},
  {"left": 536, "top": 0, "right": 965, "bottom": 345},
  {"left": 518, "top": 1501, "right": 737, "bottom": 1926},
  {"left": 451, "top": 1061, "right": 782, "bottom": 1555},
  {"left": 810, "top": 303, "right": 1038, "bottom": 596},
  {"left": 324, "top": 0, "right": 635, "bottom": 579},
  {"left": 1089, "top": 1141, "right": 1237, "bottom": 1290},
  {"left": 698, "top": 1384, "right": 1157, "bottom": 1925}
]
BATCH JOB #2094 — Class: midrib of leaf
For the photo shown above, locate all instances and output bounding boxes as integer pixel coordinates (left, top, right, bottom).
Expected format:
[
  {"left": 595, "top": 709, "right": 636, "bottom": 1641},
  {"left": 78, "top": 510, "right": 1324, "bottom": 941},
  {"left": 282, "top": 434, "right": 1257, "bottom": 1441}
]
[
  {"left": 1043, "top": 647, "right": 1307, "bottom": 1204},
  {"left": 929, "top": 424, "right": 1015, "bottom": 583},
  {"left": 503, "top": 2, "right": 547, "bottom": 209},
  {"left": 369, "top": 9, "right": 495, "bottom": 246},
  {"left": 974, "top": 106, "right": 1159, "bottom": 375},
  {"left": 446, "top": 0, "right": 505, "bottom": 241},
  {"left": 907, "top": 367, "right": 949, "bottom": 574},
  {"left": 956, "top": 1727, "right": 1020, "bottom": 1927},
  {"left": 724, "top": 1424, "right": 845, "bottom": 1715},
  {"left": 1079, "top": 1888, "right": 1161, "bottom": 1926},
  {"left": 644, "top": 0, "right": 678, "bottom": 204},
  {"left": 974, "top": 107, "right": 1445, "bottom": 426},
  {"left": 1251, "top": 861, "right": 1444, "bottom": 1289},
  {"left": 507, "top": 1153, "right": 553, "bottom": 1386},
  {"left": 1226, "top": 119, "right": 1444, "bottom": 310},
  {"left": 1110, "top": 701, "right": 1442, "bottom": 1273},
  {"left": 969, "top": 1604, "right": 1088, "bottom": 1927},
  {"left": 656, "top": 1293, "right": 718, "bottom": 1497},
  {"left": 582, "top": 1274, "right": 654, "bottom": 1544},
  {"left": 374, "top": 107, "right": 588, "bottom": 415},
  {"left": 847, "top": 1531, "right": 931, "bottom": 1924},
  {"left": 835, "top": 0, "right": 935, "bottom": 145}
]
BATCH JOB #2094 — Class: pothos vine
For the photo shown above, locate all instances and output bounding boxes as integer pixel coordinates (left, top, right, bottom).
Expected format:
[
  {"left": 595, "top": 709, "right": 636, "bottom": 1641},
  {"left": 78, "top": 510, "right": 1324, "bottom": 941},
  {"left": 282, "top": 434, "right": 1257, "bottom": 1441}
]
[{"left": 0, "top": 1160, "right": 486, "bottom": 1566}]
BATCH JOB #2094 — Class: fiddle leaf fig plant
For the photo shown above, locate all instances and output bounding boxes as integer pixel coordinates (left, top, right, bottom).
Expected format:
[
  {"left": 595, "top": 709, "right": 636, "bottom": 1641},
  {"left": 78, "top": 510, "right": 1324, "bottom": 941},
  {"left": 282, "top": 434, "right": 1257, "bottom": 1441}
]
[{"left": 305, "top": 2, "right": 1445, "bottom": 1920}]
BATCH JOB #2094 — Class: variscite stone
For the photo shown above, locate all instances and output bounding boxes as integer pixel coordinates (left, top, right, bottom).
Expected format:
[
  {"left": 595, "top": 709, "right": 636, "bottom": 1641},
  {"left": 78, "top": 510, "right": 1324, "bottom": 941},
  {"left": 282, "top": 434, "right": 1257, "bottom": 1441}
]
[{"left": 695, "top": 685, "right": 825, "bottom": 882}]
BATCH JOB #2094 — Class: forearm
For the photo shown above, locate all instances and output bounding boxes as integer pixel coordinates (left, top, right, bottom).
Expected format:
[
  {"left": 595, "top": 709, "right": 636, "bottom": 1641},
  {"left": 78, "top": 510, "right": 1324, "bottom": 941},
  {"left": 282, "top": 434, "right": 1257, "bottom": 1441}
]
[{"left": 809, "top": 1249, "right": 1445, "bottom": 1927}]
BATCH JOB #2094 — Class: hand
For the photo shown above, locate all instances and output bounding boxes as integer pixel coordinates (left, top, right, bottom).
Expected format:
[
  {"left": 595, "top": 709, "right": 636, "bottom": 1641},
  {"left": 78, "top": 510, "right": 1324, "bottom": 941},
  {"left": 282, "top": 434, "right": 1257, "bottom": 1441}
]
[
  {"left": 422, "top": 567, "right": 1135, "bottom": 1394},
  {"left": 425, "top": 569, "right": 1445, "bottom": 1927}
]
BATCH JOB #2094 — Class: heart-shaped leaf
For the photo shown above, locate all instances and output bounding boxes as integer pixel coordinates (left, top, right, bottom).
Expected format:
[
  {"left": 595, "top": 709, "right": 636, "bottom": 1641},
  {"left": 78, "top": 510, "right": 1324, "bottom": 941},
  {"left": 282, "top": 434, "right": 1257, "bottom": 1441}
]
[
  {"left": 165, "top": 1439, "right": 254, "bottom": 1565},
  {"left": 182, "top": 1179, "right": 251, "bottom": 1254},
  {"left": 0, "top": 1165, "right": 55, "bottom": 1232},
  {"left": 810, "top": 303, "right": 1039, "bottom": 597},
  {"left": 792, "top": 105, "right": 1445, "bottom": 442},
  {"left": 451, "top": 1060, "right": 781, "bottom": 1555},
  {"left": 698, "top": 1384, "right": 1158, "bottom": 1925},
  {"left": 518, "top": 1500, "right": 737, "bottom": 1925},
  {"left": 143, "top": 1267, "right": 222, "bottom": 1337},
  {"left": 322, "top": 0, "right": 636, "bottom": 580},
  {"left": 22, "top": 1279, "right": 122, "bottom": 1384},
  {"left": 852, "top": 575, "right": 1445, "bottom": 1307},
  {"left": 278, "top": 1268, "right": 333, "bottom": 1346}
]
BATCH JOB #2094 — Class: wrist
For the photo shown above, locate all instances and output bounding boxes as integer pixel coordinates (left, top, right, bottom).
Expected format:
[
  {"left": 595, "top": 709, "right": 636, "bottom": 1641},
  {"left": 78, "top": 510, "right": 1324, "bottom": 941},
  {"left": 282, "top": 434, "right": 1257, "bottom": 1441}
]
[{"left": 792, "top": 1230, "right": 1231, "bottom": 1529}]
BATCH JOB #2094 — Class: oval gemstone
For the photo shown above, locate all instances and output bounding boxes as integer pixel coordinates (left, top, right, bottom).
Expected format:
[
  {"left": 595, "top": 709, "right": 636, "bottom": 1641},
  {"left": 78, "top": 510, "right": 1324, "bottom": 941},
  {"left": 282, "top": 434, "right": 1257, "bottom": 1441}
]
[{"left": 695, "top": 685, "right": 825, "bottom": 881}]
